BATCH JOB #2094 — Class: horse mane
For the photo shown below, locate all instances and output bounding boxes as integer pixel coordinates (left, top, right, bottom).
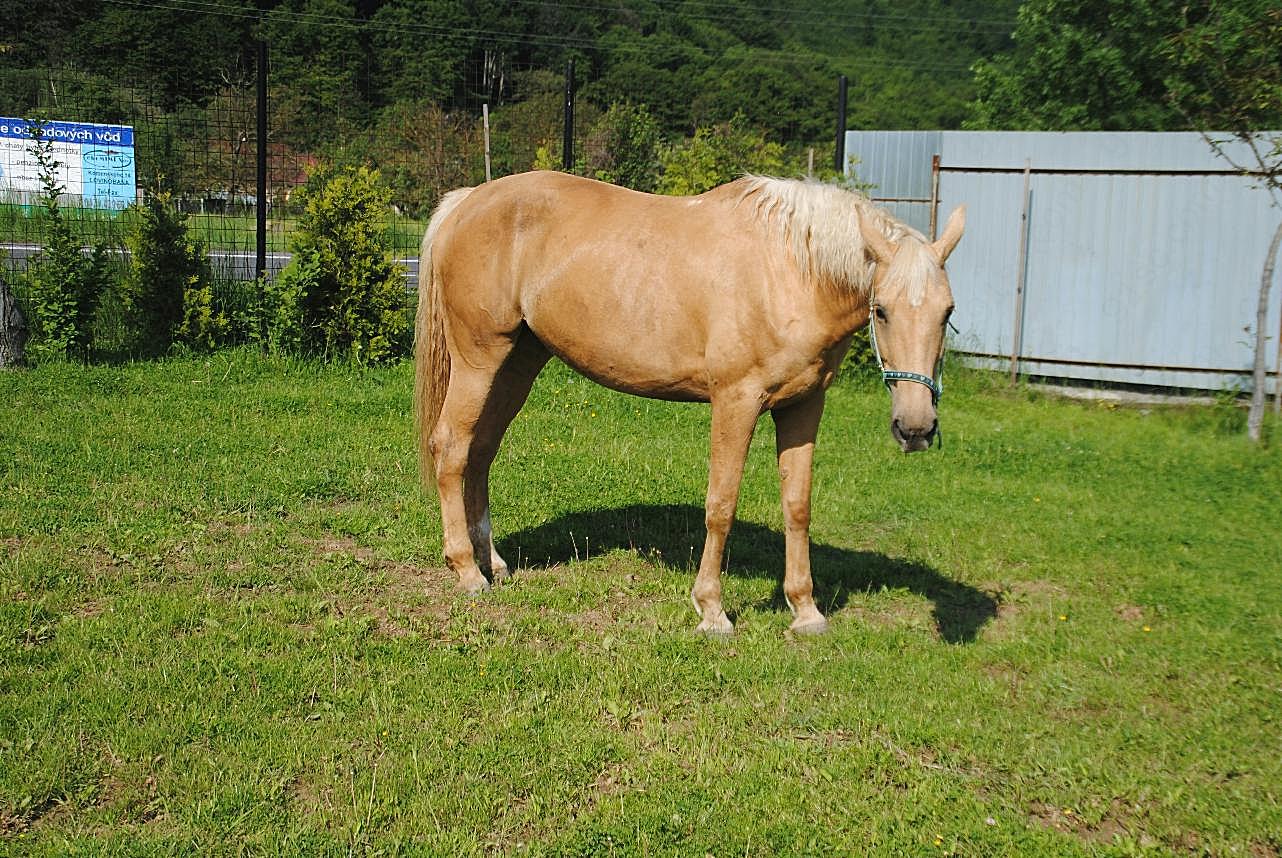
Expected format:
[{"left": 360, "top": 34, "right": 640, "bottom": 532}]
[{"left": 733, "top": 175, "right": 933, "bottom": 302}]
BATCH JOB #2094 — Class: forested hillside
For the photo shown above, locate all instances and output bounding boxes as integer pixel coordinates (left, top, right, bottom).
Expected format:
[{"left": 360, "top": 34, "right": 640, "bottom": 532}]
[
  {"left": 1, "top": 0, "right": 1019, "bottom": 148},
  {"left": 3, "top": 1, "right": 1275, "bottom": 217}
]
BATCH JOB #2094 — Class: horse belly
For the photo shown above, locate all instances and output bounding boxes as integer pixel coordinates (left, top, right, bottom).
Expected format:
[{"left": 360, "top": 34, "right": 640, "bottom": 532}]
[{"left": 522, "top": 277, "right": 713, "bottom": 402}]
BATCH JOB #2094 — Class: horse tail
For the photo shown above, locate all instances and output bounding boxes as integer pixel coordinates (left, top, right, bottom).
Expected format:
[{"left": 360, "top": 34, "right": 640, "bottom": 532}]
[{"left": 415, "top": 186, "right": 476, "bottom": 484}]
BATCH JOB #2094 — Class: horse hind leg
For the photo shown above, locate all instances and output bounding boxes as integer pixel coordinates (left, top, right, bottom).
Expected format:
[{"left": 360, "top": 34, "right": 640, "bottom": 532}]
[
  {"left": 431, "top": 330, "right": 547, "bottom": 593},
  {"left": 462, "top": 332, "right": 549, "bottom": 584}
]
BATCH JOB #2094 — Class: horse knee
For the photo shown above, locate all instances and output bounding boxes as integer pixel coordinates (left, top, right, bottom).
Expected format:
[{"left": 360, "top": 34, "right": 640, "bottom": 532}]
[
  {"left": 782, "top": 494, "right": 810, "bottom": 530},
  {"left": 705, "top": 500, "right": 736, "bottom": 535}
]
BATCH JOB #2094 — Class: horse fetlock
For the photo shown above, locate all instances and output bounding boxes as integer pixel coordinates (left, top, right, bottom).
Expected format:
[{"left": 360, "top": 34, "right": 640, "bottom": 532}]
[{"left": 783, "top": 585, "right": 816, "bottom": 616}]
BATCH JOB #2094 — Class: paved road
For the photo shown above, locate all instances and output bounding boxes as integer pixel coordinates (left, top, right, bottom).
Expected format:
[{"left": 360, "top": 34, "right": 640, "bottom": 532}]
[{"left": 2, "top": 243, "right": 421, "bottom": 290}]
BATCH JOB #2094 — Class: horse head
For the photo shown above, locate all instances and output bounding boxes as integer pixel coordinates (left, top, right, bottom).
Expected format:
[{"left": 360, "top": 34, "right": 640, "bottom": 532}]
[{"left": 860, "top": 206, "right": 965, "bottom": 452}]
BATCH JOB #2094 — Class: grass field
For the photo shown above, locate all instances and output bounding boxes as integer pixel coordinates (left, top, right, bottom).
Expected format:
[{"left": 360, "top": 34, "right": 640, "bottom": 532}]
[{"left": 1, "top": 351, "right": 1280, "bottom": 856}]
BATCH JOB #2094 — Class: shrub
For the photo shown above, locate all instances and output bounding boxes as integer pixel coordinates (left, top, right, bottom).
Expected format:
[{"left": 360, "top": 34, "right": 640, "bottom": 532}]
[
  {"left": 268, "top": 165, "right": 408, "bottom": 364},
  {"left": 121, "top": 187, "right": 226, "bottom": 354},
  {"left": 656, "top": 114, "right": 785, "bottom": 195},
  {"left": 23, "top": 125, "right": 114, "bottom": 363},
  {"left": 582, "top": 103, "right": 662, "bottom": 192}
]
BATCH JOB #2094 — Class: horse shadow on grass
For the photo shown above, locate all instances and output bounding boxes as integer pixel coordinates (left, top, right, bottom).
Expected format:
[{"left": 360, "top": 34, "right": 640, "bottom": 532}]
[{"left": 497, "top": 503, "right": 996, "bottom": 643}]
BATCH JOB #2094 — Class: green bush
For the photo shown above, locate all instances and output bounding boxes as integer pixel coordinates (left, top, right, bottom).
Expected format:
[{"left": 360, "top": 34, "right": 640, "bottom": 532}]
[
  {"left": 582, "top": 103, "right": 663, "bottom": 192},
  {"left": 268, "top": 165, "right": 409, "bottom": 364},
  {"left": 250, "top": 264, "right": 307, "bottom": 357},
  {"left": 121, "top": 187, "right": 226, "bottom": 354},
  {"left": 840, "top": 326, "right": 880, "bottom": 383},
  {"left": 23, "top": 125, "right": 114, "bottom": 363},
  {"left": 656, "top": 114, "right": 785, "bottom": 195}
]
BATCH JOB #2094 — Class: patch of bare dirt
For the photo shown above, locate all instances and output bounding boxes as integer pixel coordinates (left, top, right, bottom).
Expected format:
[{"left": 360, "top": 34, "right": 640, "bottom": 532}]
[
  {"left": 303, "top": 534, "right": 379, "bottom": 565},
  {"left": 1250, "top": 839, "right": 1282, "bottom": 858},
  {"left": 73, "top": 600, "right": 105, "bottom": 619},
  {"left": 980, "top": 580, "right": 1068, "bottom": 640},
  {"left": 1027, "top": 799, "right": 1150, "bottom": 847},
  {"left": 590, "top": 762, "right": 628, "bottom": 797},
  {"left": 206, "top": 520, "right": 256, "bottom": 539},
  {"left": 300, "top": 551, "right": 458, "bottom": 639},
  {"left": 288, "top": 774, "right": 337, "bottom": 822},
  {"left": 981, "top": 662, "right": 1025, "bottom": 700}
]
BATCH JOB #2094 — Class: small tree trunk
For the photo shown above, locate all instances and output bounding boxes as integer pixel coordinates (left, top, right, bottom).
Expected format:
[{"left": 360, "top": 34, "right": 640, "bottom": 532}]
[
  {"left": 0, "top": 271, "right": 28, "bottom": 368},
  {"left": 1248, "top": 218, "right": 1282, "bottom": 441}
]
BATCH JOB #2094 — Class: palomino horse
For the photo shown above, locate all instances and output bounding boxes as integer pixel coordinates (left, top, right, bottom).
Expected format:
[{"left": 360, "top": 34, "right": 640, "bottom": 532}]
[{"left": 416, "top": 171, "right": 964, "bottom": 635}]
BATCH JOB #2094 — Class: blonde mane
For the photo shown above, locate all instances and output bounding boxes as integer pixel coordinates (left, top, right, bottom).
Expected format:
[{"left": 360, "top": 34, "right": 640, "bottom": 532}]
[{"left": 734, "top": 175, "right": 935, "bottom": 303}]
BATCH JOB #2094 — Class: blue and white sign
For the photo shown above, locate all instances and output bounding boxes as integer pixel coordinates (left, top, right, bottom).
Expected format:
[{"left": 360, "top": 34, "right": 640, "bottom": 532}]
[{"left": 0, "top": 118, "right": 136, "bottom": 209}]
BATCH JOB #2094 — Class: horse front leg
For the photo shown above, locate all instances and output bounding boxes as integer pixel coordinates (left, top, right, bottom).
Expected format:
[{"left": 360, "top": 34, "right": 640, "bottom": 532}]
[
  {"left": 691, "top": 392, "right": 763, "bottom": 636},
  {"left": 771, "top": 390, "right": 828, "bottom": 634}
]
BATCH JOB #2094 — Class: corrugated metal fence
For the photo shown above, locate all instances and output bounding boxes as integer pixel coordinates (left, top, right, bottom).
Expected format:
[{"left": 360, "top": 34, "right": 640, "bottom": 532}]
[{"left": 846, "top": 130, "right": 1281, "bottom": 393}]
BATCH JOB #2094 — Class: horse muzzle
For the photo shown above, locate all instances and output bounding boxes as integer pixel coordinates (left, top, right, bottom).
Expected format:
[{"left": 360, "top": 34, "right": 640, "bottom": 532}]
[{"left": 891, "top": 416, "right": 937, "bottom": 453}]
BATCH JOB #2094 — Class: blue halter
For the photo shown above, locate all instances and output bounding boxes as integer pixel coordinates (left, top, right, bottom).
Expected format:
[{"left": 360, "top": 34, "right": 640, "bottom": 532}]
[{"left": 866, "top": 305, "right": 944, "bottom": 405}]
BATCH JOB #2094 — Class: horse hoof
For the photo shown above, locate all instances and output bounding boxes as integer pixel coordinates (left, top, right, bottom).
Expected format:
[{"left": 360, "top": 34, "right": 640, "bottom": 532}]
[
  {"left": 695, "top": 615, "right": 734, "bottom": 637},
  {"left": 490, "top": 563, "right": 511, "bottom": 584},
  {"left": 457, "top": 576, "right": 491, "bottom": 596},
  {"left": 789, "top": 615, "right": 829, "bottom": 636}
]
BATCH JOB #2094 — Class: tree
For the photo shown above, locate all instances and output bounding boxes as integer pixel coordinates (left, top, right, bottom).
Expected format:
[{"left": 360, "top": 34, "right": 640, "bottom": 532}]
[
  {"left": 0, "top": 268, "right": 28, "bottom": 368},
  {"left": 271, "top": 165, "right": 408, "bottom": 364},
  {"left": 365, "top": 100, "right": 480, "bottom": 218},
  {"left": 367, "top": 0, "right": 471, "bottom": 108},
  {"left": 1166, "top": 3, "right": 1282, "bottom": 439},
  {"left": 967, "top": 0, "right": 1188, "bottom": 130},
  {"left": 23, "top": 124, "right": 113, "bottom": 363},
  {"left": 263, "top": 0, "right": 368, "bottom": 151}
]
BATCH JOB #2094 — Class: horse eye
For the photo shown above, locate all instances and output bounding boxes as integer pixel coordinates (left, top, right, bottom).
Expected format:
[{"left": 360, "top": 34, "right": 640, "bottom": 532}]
[{"left": 874, "top": 306, "right": 888, "bottom": 323}]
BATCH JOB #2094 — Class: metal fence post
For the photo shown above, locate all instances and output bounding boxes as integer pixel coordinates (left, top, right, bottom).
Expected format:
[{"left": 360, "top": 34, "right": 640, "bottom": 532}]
[
  {"left": 255, "top": 35, "right": 268, "bottom": 281},
  {"left": 834, "top": 75, "right": 848, "bottom": 174},
  {"left": 1009, "top": 159, "right": 1032, "bottom": 384},
  {"left": 929, "top": 154, "right": 941, "bottom": 240},
  {"left": 562, "top": 59, "right": 575, "bottom": 171}
]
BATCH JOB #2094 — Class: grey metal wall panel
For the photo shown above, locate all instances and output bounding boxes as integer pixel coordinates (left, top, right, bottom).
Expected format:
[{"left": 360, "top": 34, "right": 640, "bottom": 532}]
[
  {"left": 845, "top": 130, "right": 940, "bottom": 235},
  {"left": 844, "top": 129, "right": 1282, "bottom": 393},
  {"left": 942, "top": 130, "right": 1265, "bottom": 172}
]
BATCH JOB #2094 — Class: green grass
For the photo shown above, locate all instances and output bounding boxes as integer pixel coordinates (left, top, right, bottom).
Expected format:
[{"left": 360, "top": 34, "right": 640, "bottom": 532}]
[{"left": 1, "top": 352, "right": 1280, "bottom": 856}]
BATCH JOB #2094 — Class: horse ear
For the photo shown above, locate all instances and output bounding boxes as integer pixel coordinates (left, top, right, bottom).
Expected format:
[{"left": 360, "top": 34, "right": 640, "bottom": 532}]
[
  {"left": 859, "top": 211, "right": 895, "bottom": 265},
  {"left": 931, "top": 205, "right": 966, "bottom": 262}
]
